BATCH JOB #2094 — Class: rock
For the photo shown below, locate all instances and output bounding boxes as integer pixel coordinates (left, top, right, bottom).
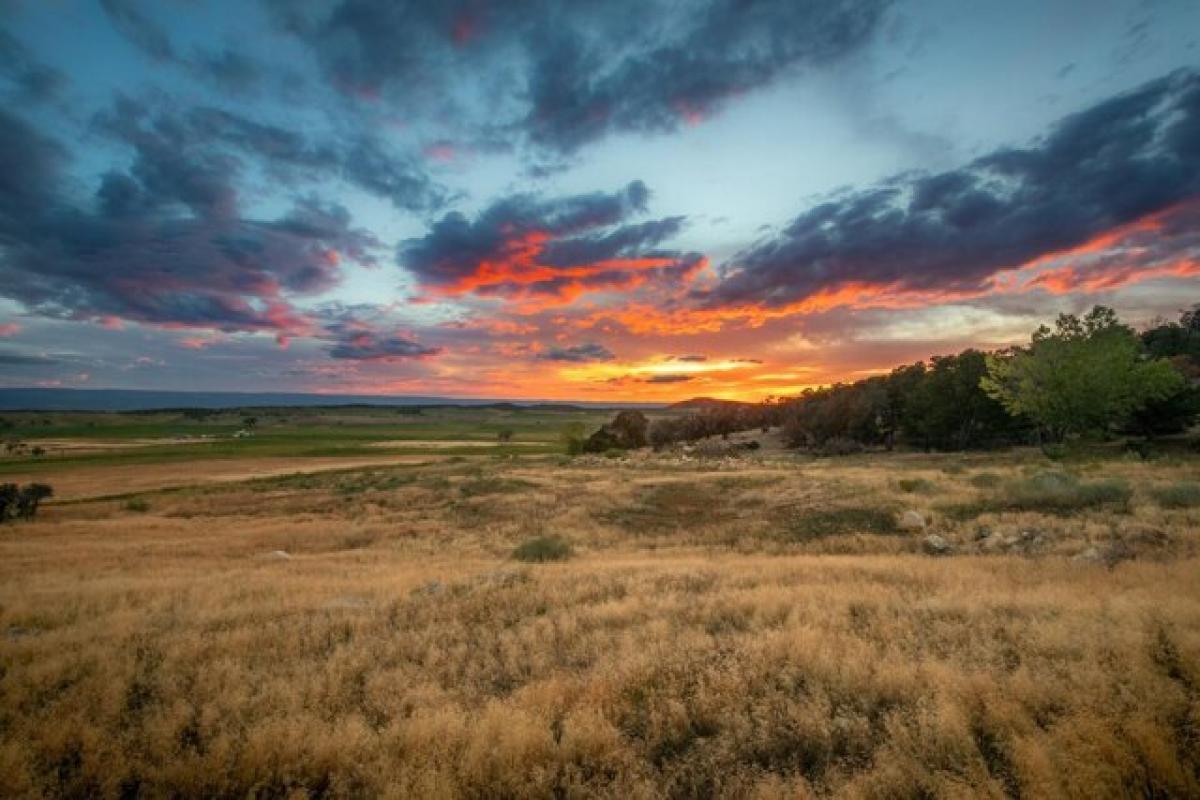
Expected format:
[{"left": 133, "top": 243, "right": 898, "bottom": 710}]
[
  {"left": 979, "top": 532, "right": 1005, "bottom": 553},
  {"left": 922, "top": 534, "right": 953, "bottom": 556},
  {"left": 973, "top": 526, "right": 992, "bottom": 542},
  {"left": 1072, "top": 546, "right": 1104, "bottom": 564},
  {"left": 262, "top": 550, "right": 292, "bottom": 561},
  {"left": 898, "top": 510, "right": 926, "bottom": 531}
]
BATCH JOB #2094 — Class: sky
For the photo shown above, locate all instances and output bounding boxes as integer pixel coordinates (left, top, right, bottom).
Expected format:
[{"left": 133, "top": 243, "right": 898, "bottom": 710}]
[{"left": 0, "top": 0, "right": 1198, "bottom": 402}]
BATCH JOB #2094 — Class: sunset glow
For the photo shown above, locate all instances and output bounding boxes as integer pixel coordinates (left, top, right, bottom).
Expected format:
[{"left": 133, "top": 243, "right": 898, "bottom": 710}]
[{"left": 0, "top": 2, "right": 1197, "bottom": 402}]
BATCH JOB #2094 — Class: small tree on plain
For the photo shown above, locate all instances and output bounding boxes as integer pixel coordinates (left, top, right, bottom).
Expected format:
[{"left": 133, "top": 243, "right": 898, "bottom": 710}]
[
  {"left": 0, "top": 483, "right": 18, "bottom": 522},
  {"left": 608, "top": 410, "right": 648, "bottom": 449},
  {"left": 497, "top": 429, "right": 514, "bottom": 443},
  {"left": 16, "top": 483, "right": 53, "bottom": 520}
]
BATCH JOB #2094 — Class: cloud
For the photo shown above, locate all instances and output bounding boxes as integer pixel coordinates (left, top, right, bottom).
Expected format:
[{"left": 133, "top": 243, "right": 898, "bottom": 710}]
[
  {"left": 0, "top": 349, "right": 57, "bottom": 366},
  {"left": 100, "top": 0, "right": 175, "bottom": 62},
  {"left": 271, "top": 0, "right": 892, "bottom": 154},
  {"left": 644, "top": 373, "right": 694, "bottom": 383},
  {"left": 328, "top": 332, "right": 441, "bottom": 361},
  {"left": 709, "top": 69, "right": 1200, "bottom": 310},
  {"left": 0, "top": 27, "right": 65, "bottom": 103},
  {"left": 521, "top": 0, "right": 892, "bottom": 153},
  {"left": 671, "top": 354, "right": 708, "bottom": 362},
  {"left": 0, "top": 323, "right": 20, "bottom": 337},
  {"left": 102, "top": 99, "right": 448, "bottom": 213},
  {"left": 538, "top": 343, "right": 615, "bottom": 362},
  {"left": 318, "top": 304, "right": 442, "bottom": 361},
  {"left": 400, "top": 181, "right": 704, "bottom": 306},
  {"left": 99, "top": 1, "right": 284, "bottom": 97},
  {"left": 189, "top": 48, "right": 268, "bottom": 96},
  {"left": 0, "top": 108, "right": 380, "bottom": 337}
]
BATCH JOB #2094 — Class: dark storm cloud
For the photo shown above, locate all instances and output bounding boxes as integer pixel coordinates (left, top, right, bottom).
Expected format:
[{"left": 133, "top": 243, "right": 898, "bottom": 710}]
[
  {"left": 97, "top": 99, "right": 448, "bottom": 214},
  {"left": 711, "top": 69, "right": 1200, "bottom": 308},
  {"left": 538, "top": 343, "right": 615, "bottom": 362},
  {"left": 270, "top": 0, "right": 892, "bottom": 154},
  {"left": 318, "top": 304, "right": 443, "bottom": 361},
  {"left": 0, "top": 27, "right": 64, "bottom": 102},
  {"left": 522, "top": 0, "right": 892, "bottom": 153},
  {"left": 100, "top": 0, "right": 284, "bottom": 97},
  {"left": 0, "top": 108, "right": 379, "bottom": 335},
  {"left": 100, "top": 0, "right": 175, "bottom": 62},
  {"left": 399, "top": 181, "right": 701, "bottom": 301},
  {"left": 328, "top": 333, "right": 441, "bottom": 361}
]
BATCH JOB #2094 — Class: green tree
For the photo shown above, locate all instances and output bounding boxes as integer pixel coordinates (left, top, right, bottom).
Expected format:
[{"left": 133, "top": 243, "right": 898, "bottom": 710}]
[
  {"left": 1127, "top": 306, "right": 1200, "bottom": 437},
  {"left": 981, "top": 306, "right": 1183, "bottom": 444}
]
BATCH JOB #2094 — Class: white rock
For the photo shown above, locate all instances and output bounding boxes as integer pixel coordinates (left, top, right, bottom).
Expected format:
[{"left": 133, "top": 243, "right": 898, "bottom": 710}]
[
  {"left": 898, "top": 510, "right": 926, "bottom": 530},
  {"left": 922, "top": 534, "right": 953, "bottom": 556}
]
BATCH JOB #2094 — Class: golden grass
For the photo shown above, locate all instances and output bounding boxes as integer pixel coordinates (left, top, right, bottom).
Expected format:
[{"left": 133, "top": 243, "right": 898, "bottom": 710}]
[{"left": 1, "top": 448, "right": 1198, "bottom": 797}]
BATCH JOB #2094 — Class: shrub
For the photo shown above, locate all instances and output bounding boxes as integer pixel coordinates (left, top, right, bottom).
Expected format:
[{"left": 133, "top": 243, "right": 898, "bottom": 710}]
[
  {"left": 1149, "top": 481, "right": 1200, "bottom": 509},
  {"left": 123, "top": 498, "right": 150, "bottom": 513},
  {"left": 897, "top": 478, "right": 936, "bottom": 494},
  {"left": 997, "top": 471, "right": 1131, "bottom": 514},
  {"left": 512, "top": 535, "right": 572, "bottom": 562}
]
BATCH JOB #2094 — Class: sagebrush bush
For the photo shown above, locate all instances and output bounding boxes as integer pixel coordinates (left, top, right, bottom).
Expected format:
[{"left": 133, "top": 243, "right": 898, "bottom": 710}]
[
  {"left": 897, "top": 478, "right": 936, "bottom": 494},
  {"left": 122, "top": 498, "right": 150, "bottom": 513},
  {"left": 1150, "top": 481, "right": 1200, "bottom": 509},
  {"left": 996, "top": 471, "right": 1132, "bottom": 513},
  {"left": 512, "top": 535, "right": 573, "bottom": 562}
]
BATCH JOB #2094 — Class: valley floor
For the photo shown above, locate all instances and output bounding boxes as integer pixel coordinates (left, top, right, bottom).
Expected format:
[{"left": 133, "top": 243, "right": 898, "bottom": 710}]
[{"left": 1, "top": 420, "right": 1198, "bottom": 797}]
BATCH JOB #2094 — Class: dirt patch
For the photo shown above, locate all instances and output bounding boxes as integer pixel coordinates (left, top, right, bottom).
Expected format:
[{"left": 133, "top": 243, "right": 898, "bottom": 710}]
[{"left": 10, "top": 455, "right": 449, "bottom": 501}]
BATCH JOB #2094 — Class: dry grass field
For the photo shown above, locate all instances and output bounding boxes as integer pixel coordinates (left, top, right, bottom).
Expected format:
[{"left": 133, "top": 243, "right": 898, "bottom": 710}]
[{"left": 2, "top": 415, "right": 1199, "bottom": 798}]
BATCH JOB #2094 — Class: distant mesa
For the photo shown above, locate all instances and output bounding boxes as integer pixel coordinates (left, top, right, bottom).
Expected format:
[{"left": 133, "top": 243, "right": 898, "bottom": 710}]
[{"left": 667, "top": 397, "right": 755, "bottom": 412}]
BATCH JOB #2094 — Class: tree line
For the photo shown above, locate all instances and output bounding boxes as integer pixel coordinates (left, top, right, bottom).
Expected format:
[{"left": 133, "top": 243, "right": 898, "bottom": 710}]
[{"left": 591, "top": 305, "right": 1198, "bottom": 454}]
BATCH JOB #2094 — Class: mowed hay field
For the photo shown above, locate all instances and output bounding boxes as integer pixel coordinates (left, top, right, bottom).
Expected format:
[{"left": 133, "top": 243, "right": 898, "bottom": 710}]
[{"left": 1, "top": 413, "right": 1199, "bottom": 797}]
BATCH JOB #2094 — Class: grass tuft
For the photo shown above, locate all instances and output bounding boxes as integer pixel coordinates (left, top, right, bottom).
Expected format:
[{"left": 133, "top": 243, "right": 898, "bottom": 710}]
[
  {"left": 1149, "top": 481, "right": 1200, "bottom": 509},
  {"left": 985, "top": 471, "right": 1132, "bottom": 515},
  {"left": 782, "top": 506, "right": 899, "bottom": 541},
  {"left": 897, "top": 478, "right": 937, "bottom": 494},
  {"left": 511, "top": 535, "right": 573, "bottom": 562}
]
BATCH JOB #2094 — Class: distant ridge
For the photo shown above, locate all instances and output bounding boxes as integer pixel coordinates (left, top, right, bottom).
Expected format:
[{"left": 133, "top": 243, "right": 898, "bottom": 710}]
[
  {"left": 0, "top": 388, "right": 665, "bottom": 412},
  {"left": 668, "top": 397, "right": 754, "bottom": 411}
]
